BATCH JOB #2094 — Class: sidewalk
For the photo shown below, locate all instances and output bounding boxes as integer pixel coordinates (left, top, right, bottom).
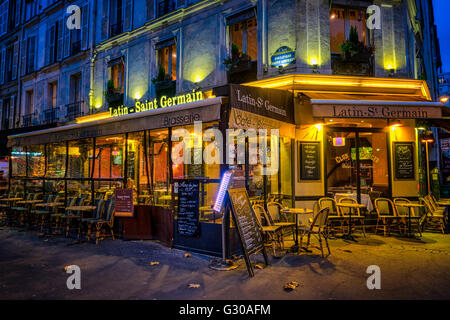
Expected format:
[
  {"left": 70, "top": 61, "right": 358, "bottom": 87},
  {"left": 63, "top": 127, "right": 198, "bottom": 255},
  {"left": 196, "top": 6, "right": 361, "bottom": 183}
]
[{"left": 1, "top": 227, "right": 450, "bottom": 300}]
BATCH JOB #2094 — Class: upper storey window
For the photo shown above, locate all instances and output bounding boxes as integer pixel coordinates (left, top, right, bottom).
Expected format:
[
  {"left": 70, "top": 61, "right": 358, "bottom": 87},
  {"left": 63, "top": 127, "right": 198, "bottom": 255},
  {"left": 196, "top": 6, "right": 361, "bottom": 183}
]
[
  {"left": 330, "top": 7, "right": 368, "bottom": 53},
  {"left": 228, "top": 8, "right": 257, "bottom": 61}
]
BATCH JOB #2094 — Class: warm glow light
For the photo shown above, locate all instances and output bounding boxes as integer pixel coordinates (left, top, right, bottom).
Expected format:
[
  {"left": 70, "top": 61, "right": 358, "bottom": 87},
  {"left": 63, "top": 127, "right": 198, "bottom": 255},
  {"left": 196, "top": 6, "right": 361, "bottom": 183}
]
[
  {"left": 95, "top": 103, "right": 101, "bottom": 109},
  {"left": 135, "top": 93, "right": 141, "bottom": 100},
  {"left": 440, "top": 96, "right": 449, "bottom": 103},
  {"left": 330, "top": 13, "right": 336, "bottom": 19},
  {"left": 309, "top": 57, "right": 318, "bottom": 66},
  {"left": 76, "top": 112, "right": 110, "bottom": 124},
  {"left": 315, "top": 124, "right": 323, "bottom": 131},
  {"left": 194, "top": 75, "right": 203, "bottom": 83}
]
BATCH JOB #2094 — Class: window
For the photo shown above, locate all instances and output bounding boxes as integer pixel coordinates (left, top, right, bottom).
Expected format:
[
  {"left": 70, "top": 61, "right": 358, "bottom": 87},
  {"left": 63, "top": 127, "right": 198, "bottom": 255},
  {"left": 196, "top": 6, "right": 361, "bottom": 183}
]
[
  {"left": 0, "top": 0, "right": 8, "bottom": 35},
  {"left": 157, "top": 0, "right": 176, "bottom": 17},
  {"left": 48, "top": 82, "right": 57, "bottom": 109},
  {"left": 24, "top": 0, "right": 36, "bottom": 21},
  {"left": 146, "top": 0, "right": 155, "bottom": 20},
  {"left": 47, "top": 21, "right": 58, "bottom": 64},
  {"left": 156, "top": 39, "right": 177, "bottom": 81},
  {"left": 228, "top": 9, "right": 257, "bottom": 61},
  {"left": 108, "top": 59, "right": 125, "bottom": 94},
  {"left": 330, "top": 7, "right": 368, "bottom": 53},
  {"left": 25, "top": 90, "right": 33, "bottom": 115},
  {"left": 2, "top": 42, "right": 18, "bottom": 82},
  {"left": 24, "top": 35, "right": 36, "bottom": 74}
]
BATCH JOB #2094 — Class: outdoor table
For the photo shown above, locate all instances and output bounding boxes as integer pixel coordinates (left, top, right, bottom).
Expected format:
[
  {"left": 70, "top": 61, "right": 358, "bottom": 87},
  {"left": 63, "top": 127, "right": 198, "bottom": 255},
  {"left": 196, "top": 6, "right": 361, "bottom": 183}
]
[
  {"left": 281, "top": 207, "right": 313, "bottom": 252},
  {"left": 35, "top": 202, "right": 65, "bottom": 208},
  {"left": 437, "top": 199, "right": 450, "bottom": 206},
  {"left": 335, "top": 193, "right": 373, "bottom": 212},
  {"left": 395, "top": 203, "right": 424, "bottom": 238},
  {"left": 336, "top": 203, "right": 366, "bottom": 242}
]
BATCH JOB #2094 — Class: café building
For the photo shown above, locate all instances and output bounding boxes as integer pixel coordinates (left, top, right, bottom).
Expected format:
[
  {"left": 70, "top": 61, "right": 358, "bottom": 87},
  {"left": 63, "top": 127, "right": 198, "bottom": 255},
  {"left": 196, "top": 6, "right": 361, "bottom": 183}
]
[{"left": 6, "top": 74, "right": 445, "bottom": 256}]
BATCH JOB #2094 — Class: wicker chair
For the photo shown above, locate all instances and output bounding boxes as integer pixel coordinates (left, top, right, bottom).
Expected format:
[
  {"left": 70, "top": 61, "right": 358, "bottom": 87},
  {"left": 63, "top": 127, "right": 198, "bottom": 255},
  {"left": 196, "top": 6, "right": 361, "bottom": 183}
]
[
  {"left": 318, "top": 197, "right": 345, "bottom": 235},
  {"left": 393, "top": 198, "right": 426, "bottom": 236},
  {"left": 81, "top": 199, "right": 106, "bottom": 241},
  {"left": 298, "top": 207, "right": 331, "bottom": 258},
  {"left": 374, "top": 198, "right": 401, "bottom": 236},
  {"left": 420, "top": 197, "right": 446, "bottom": 234},
  {"left": 252, "top": 204, "right": 283, "bottom": 255},
  {"left": 90, "top": 199, "right": 115, "bottom": 244},
  {"left": 267, "top": 202, "right": 296, "bottom": 241},
  {"left": 338, "top": 197, "right": 366, "bottom": 237}
]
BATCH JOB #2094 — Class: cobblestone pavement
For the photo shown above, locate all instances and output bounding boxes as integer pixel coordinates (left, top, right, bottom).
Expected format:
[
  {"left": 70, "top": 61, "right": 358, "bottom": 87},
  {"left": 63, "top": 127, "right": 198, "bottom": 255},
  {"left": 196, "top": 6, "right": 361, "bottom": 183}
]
[{"left": 1, "top": 227, "right": 449, "bottom": 300}]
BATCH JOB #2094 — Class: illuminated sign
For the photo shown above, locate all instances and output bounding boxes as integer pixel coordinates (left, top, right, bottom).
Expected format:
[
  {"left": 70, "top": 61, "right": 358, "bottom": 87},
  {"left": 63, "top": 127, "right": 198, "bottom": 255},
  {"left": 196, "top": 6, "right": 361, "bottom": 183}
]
[
  {"left": 333, "top": 137, "right": 345, "bottom": 147},
  {"left": 271, "top": 46, "right": 296, "bottom": 68},
  {"left": 213, "top": 170, "right": 234, "bottom": 212},
  {"left": 109, "top": 90, "right": 204, "bottom": 118}
]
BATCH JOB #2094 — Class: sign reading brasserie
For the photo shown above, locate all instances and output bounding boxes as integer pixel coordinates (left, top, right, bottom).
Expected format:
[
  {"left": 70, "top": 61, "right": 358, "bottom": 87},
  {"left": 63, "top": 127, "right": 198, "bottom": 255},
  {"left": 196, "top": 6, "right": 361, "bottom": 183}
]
[
  {"left": 312, "top": 104, "right": 442, "bottom": 119},
  {"left": 230, "top": 84, "right": 294, "bottom": 123},
  {"left": 109, "top": 90, "right": 204, "bottom": 117}
]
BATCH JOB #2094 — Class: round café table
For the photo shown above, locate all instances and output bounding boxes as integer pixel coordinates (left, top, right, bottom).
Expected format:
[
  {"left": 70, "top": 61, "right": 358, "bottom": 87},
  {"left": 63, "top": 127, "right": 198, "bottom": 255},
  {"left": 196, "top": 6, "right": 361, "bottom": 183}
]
[
  {"left": 281, "top": 207, "right": 313, "bottom": 252},
  {"left": 336, "top": 203, "right": 366, "bottom": 242},
  {"left": 395, "top": 203, "right": 424, "bottom": 238}
]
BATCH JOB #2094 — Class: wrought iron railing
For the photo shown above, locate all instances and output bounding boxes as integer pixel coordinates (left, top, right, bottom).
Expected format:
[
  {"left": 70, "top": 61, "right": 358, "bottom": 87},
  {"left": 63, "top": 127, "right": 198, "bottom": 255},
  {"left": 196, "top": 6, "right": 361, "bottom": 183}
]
[
  {"left": 66, "top": 101, "right": 84, "bottom": 121},
  {"left": 71, "top": 40, "right": 81, "bottom": 55},
  {"left": 42, "top": 107, "right": 59, "bottom": 124},
  {"left": 22, "top": 113, "right": 34, "bottom": 128},
  {"left": 109, "top": 23, "right": 123, "bottom": 37}
]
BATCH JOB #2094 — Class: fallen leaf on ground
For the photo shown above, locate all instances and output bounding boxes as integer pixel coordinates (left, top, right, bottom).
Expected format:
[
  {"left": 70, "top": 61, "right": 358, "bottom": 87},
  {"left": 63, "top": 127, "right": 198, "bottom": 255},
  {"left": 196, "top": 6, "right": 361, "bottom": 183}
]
[
  {"left": 284, "top": 281, "right": 301, "bottom": 291},
  {"left": 254, "top": 263, "right": 264, "bottom": 269},
  {"left": 184, "top": 253, "right": 191, "bottom": 258},
  {"left": 43, "top": 239, "right": 48, "bottom": 242},
  {"left": 64, "top": 265, "right": 70, "bottom": 271},
  {"left": 149, "top": 261, "right": 160, "bottom": 266},
  {"left": 188, "top": 284, "right": 200, "bottom": 288}
]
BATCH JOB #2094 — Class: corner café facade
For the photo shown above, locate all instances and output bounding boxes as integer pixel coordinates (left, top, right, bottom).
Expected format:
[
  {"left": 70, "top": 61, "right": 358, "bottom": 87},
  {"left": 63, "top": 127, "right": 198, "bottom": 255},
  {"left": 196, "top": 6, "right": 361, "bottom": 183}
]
[{"left": 6, "top": 75, "right": 445, "bottom": 256}]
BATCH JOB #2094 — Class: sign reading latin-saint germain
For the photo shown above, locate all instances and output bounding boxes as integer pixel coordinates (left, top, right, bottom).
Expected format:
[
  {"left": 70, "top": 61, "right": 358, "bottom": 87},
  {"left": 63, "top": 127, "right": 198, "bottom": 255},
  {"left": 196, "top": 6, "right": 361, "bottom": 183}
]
[
  {"left": 312, "top": 104, "right": 442, "bottom": 119},
  {"left": 230, "top": 84, "right": 294, "bottom": 123}
]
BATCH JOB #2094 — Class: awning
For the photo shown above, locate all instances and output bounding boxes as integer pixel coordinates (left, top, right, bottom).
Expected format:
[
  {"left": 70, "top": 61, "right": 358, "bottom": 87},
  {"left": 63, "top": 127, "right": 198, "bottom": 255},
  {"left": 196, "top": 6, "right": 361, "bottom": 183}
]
[
  {"left": 311, "top": 99, "right": 444, "bottom": 120},
  {"left": 8, "top": 97, "right": 224, "bottom": 147}
]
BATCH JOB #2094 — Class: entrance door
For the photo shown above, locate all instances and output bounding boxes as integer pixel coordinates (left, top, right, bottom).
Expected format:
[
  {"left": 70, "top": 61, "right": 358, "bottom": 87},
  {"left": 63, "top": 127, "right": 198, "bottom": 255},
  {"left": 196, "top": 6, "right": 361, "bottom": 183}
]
[{"left": 326, "top": 128, "right": 389, "bottom": 206}]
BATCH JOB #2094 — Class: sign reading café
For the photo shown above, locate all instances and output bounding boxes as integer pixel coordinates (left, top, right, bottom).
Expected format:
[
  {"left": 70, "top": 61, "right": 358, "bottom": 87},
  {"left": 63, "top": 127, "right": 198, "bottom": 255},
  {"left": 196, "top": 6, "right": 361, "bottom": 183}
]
[{"left": 312, "top": 104, "right": 443, "bottom": 119}]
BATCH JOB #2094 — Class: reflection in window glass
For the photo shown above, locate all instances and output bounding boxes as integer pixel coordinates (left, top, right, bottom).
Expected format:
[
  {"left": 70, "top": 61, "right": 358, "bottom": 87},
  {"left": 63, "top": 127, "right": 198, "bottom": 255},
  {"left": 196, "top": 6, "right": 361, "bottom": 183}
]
[
  {"left": 150, "top": 129, "right": 169, "bottom": 206},
  {"left": 11, "top": 147, "right": 27, "bottom": 176},
  {"left": 27, "top": 145, "right": 45, "bottom": 177},
  {"left": 46, "top": 142, "right": 66, "bottom": 178},
  {"left": 94, "top": 135, "right": 125, "bottom": 179},
  {"left": 68, "top": 139, "right": 93, "bottom": 178}
]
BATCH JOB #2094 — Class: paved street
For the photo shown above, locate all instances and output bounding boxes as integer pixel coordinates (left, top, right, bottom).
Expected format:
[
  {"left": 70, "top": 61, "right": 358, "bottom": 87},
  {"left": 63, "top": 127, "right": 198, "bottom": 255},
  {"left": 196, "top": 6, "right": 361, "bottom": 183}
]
[{"left": 1, "top": 227, "right": 450, "bottom": 300}]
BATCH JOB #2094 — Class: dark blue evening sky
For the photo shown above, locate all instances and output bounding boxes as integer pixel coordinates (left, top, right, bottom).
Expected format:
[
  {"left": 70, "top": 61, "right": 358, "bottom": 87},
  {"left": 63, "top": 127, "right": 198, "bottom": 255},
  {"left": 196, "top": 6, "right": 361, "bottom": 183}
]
[{"left": 434, "top": 0, "right": 450, "bottom": 73}]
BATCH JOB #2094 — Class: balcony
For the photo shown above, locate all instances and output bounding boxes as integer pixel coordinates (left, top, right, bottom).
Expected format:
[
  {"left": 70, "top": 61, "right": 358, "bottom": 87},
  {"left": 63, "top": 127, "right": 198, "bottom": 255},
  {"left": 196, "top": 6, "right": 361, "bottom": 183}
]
[
  {"left": 109, "top": 23, "right": 123, "bottom": 38},
  {"left": 331, "top": 53, "right": 374, "bottom": 77},
  {"left": 22, "top": 113, "right": 37, "bottom": 128},
  {"left": 42, "top": 108, "right": 59, "bottom": 125},
  {"left": 227, "top": 60, "right": 257, "bottom": 84},
  {"left": 66, "top": 101, "right": 84, "bottom": 121}
]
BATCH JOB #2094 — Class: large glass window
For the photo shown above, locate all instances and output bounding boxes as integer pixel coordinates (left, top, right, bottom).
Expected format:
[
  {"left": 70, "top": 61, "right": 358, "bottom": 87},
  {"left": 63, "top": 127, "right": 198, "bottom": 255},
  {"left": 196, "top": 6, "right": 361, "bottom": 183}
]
[
  {"left": 46, "top": 142, "right": 66, "bottom": 178},
  {"left": 150, "top": 129, "right": 169, "bottom": 206}
]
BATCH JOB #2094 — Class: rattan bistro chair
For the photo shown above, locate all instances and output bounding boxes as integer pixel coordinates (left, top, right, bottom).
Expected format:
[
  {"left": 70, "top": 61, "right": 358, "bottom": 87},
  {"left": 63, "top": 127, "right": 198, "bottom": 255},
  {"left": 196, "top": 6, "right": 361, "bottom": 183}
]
[
  {"left": 393, "top": 198, "right": 425, "bottom": 236},
  {"left": 267, "top": 202, "right": 296, "bottom": 241},
  {"left": 252, "top": 204, "right": 283, "bottom": 255},
  {"left": 427, "top": 195, "right": 447, "bottom": 215},
  {"left": 92, "top": 199, "right": 115, "bottom": 244},
  {"left": 81, "top": 199, "right": 105, "bottom": 241},
  {"left": 374, "top": 198, "right": 401, "bottom": 236},
  {"left": 318, "top": 197, "right": 345, "bottom": 235},
  {"left": 298, "top": 207, "right": 331, "bottom": 258},
  {"left": 420, "top": 197, "right": 446, "bottom": 234},
  {"left": 338, "top": 197, "right": 366, "bottom": 237}
]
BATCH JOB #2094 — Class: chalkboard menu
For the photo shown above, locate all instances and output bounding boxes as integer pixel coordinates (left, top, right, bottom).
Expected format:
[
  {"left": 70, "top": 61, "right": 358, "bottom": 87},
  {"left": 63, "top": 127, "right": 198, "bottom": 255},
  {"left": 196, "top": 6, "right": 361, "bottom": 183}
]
[
  {"left": 394, "top": 142, "right": 415, "bottom": 180},
  {"left": 177, "top": 180, "right": 200, "bottom": 236},
  {"left": 299, "top": 142, "right": 321, "bottom": 181},
  {"left": 227, "top": 188, "right": 264, "bottom": 255},
  {"left": 114, "top": 188, "right": 134, "bottom": 217}
]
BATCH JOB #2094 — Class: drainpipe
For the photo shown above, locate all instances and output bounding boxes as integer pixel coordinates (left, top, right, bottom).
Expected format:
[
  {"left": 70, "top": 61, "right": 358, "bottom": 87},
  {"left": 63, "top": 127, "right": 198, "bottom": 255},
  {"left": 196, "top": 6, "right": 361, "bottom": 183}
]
[{"left": 88, "top": 0, "right": 98, "bottom": 114}]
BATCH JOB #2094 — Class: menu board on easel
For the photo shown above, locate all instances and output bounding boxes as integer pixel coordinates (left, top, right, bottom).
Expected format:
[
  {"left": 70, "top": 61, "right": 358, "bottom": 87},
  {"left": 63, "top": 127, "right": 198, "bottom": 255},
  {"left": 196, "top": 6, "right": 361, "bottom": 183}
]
[
  {"left": 299, "top": 142, "right": 321, "bottom": 181},
  {"left": 227, "top": 188, "right": 268, "bottom": 276},
  {"left": 114, "top": 188, "right": 134, "bottom": 217},
  {"left": 177, "top": 180, "right": 200, "bottom": 236},
  {"left": 394, "top": 142, "right": 415, "bottom": 180}
]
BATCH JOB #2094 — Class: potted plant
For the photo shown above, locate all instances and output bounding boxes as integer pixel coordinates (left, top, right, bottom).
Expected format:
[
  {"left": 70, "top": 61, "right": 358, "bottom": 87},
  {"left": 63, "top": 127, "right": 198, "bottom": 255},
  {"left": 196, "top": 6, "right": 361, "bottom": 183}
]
[
  {"left": 223, "top": 44, "right": 252, "bottom": 73},
  {"left": 339, "top": 26, "right": 374, "bottom": 61},
  {"left": 104, "top": 79, "right": 123, "bottom": 107},
  {"left": 152, "top": 65, "right": 175, "bottom": 98}
]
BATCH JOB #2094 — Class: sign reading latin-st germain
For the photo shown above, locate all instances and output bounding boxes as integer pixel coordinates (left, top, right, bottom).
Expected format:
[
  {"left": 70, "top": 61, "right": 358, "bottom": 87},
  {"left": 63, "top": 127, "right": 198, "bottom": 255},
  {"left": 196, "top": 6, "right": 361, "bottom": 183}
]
[{"left": 312, "top": 104, "right": 442, "bottom": 119}]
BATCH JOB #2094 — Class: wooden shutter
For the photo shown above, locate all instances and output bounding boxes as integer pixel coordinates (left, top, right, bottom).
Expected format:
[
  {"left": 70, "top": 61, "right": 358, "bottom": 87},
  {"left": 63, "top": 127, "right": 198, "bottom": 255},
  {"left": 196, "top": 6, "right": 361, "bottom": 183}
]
[
  {"left": 20, "top": 38, "right": 26, "bottom": 75},
  {"left": 101, "top": 0, "right": 109, "bottom": 40},
  {"left": 12, "top": 41, "right": 18, "bottom": 80},
  {"left": 28, "top": 36, "right": 36, "bottom": 73},
  {"left": 15, "top": 0, "right": 20, "bottom": 27},
  {"left": 63, "top": 13, "right": 70, "bottom": 57},
  {"left": 146, "top": 0, "right": 154, "bottom": 20},
  {"left": 81, "top": 3, "right": 89, "bottom": 49},
  {"left": 56, "top": 18, "right": 63, "bottom": 60},
  {"left": 123, "top": 0, "right": 132, "bottom": 31},
  {"left": 0, "top": 48, "right": 5, "bottom": 84}
]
